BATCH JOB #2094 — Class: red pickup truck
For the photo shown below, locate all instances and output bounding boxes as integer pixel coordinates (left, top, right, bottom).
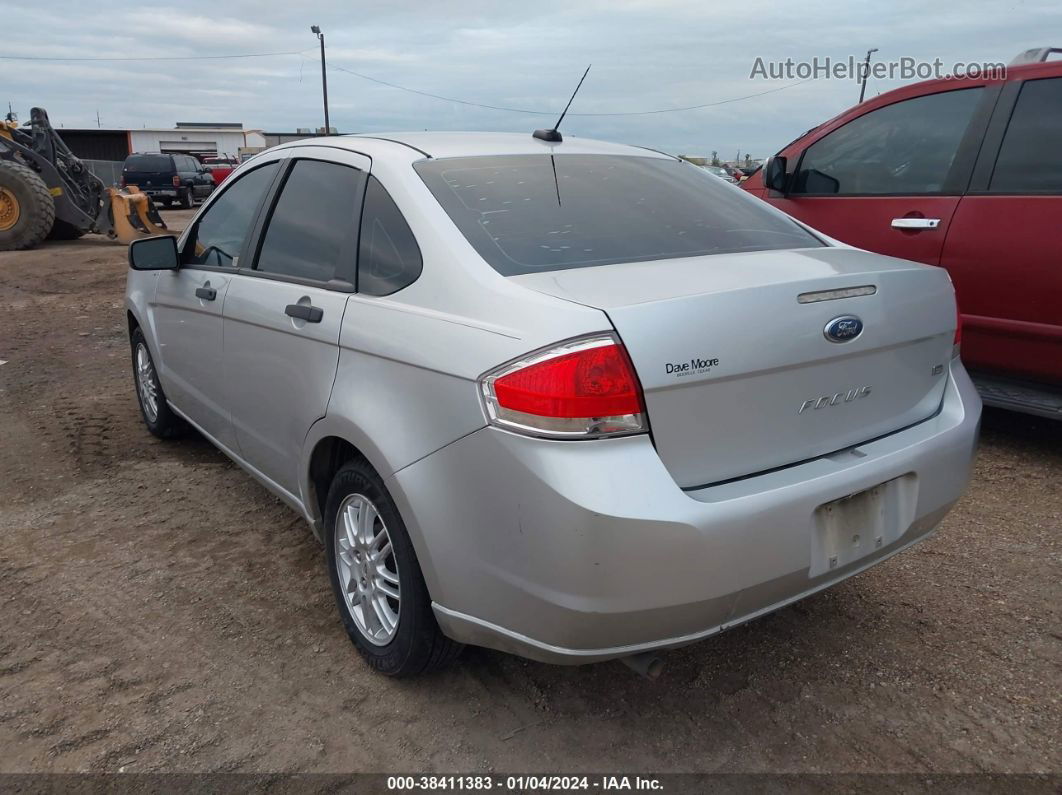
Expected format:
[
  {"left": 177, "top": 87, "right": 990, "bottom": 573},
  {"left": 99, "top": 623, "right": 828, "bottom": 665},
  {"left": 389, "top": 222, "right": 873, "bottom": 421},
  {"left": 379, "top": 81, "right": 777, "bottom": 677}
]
[
  {"left": 202, "top": 155, "right": 239, "bottom": 187},
  {"left": 743, "top": 47, "right": 1062, "bottom": 419}
]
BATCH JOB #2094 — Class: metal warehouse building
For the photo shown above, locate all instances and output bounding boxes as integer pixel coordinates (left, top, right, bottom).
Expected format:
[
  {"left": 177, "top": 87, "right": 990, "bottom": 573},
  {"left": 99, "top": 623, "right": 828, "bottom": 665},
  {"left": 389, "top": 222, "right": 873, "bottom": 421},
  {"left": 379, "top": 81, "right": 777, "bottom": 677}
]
[{"left": 60, "top": 122, "right": 267, "bottom": 162}]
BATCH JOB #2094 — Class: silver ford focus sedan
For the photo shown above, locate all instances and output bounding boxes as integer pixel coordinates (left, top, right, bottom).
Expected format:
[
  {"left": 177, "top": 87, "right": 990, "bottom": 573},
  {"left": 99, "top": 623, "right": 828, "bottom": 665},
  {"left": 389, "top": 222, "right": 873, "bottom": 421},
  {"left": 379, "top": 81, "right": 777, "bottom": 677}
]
[{"left": 125, "top": 132, "right": 980, "bottom": 677}]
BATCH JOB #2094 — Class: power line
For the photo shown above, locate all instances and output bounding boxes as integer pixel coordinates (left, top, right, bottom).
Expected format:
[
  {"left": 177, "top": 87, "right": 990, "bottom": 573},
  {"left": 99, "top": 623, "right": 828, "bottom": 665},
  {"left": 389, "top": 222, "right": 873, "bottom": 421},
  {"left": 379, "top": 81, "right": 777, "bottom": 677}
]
[
  {"left": 0, "top": 49, "right": 313, "bottom": 62},
  {"left": 3, "top": 48, "right": 812, "bottom": 117},
  {"left": 327, "top": 62, "right": 811, "bottom": 116}
]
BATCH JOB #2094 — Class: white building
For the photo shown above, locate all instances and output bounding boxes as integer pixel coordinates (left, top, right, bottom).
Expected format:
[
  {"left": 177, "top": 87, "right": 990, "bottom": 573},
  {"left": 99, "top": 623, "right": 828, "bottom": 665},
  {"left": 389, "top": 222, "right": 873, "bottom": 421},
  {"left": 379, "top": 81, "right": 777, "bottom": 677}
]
[{"left": 127, "top": 122, "right": 266, "bottom": 160}]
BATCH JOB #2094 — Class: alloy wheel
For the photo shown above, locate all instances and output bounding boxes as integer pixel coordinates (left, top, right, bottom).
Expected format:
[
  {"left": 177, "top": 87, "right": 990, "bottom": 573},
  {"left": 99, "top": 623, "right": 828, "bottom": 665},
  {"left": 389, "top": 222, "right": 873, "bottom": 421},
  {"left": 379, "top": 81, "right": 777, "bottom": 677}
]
[
  {"left": 135, "top": 343, "right": 159, "bottom": 423},
  {"left": 334, "top": 493, "right": 401, "bottom": 646}
]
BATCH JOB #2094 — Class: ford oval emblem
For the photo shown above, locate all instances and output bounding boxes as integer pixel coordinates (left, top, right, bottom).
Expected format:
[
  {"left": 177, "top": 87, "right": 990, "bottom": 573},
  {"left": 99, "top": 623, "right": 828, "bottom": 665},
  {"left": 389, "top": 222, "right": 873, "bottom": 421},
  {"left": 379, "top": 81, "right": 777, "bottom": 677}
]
[{"left": 824, "top": 315, "right": 863, "bottom": 343}]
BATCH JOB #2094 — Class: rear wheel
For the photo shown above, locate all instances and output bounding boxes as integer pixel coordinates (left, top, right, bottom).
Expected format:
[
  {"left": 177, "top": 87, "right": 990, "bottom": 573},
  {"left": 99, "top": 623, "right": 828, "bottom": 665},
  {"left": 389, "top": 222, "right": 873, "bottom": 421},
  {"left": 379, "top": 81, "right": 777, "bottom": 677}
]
[
  {"left": 324, "top": 459, "right": 462, "bottom": 676},
  {"left": 179, "top": 187, "right": 193, "bottom": 209},
  {"left": 0, "top": 160, "right": 55, "bottom": 251}
]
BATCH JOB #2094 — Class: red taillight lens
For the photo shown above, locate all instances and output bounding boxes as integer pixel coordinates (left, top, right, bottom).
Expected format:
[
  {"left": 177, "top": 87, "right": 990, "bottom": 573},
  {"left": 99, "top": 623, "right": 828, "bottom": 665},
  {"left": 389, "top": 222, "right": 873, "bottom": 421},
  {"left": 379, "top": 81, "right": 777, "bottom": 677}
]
[
  {"left": 172, "top": 175, "right": 181, "bottom": 187},
  {"left": 481, "top": 336, "right": 647, "bottom": 438}
]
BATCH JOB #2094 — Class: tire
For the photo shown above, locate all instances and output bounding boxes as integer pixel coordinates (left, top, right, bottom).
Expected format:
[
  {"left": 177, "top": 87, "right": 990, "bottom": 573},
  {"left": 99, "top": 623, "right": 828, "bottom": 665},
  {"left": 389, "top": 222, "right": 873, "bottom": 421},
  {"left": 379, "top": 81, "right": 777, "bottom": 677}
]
[
  {"left": 324, "top": 459, "right": 463, "bottom": 676},
  {"left": 130, "top": 326, "right": 185, "bottom": 439},
  {"left": 179, "top": 187, "right": 193, "bottom": 209},
  {"left": 0, "top": 160, "right": 55, "bottom": 251},
  {"left": 47, "top": 218, "right": 86, "bottom": 241}
]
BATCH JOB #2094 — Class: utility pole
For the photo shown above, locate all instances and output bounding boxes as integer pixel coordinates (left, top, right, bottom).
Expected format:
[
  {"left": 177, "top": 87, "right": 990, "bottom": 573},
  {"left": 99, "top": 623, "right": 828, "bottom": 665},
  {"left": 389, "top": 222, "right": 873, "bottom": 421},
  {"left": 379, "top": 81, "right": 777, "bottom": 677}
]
[
  {"left": 310, "top": 25, "right": 331, "bottom": 135},
  {"left": 858, "top": 48, "right": 879, "bottom": 103}
]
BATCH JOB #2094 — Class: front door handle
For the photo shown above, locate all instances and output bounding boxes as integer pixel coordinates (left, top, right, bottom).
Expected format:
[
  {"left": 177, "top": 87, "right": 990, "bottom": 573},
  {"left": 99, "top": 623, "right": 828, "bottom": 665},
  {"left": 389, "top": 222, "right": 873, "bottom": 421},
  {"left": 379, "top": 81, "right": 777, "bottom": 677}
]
[
  {"left": 285, "top": 303, "right": 323, "bottom": 323},
  {"left": 891, "top": 218, "right": 941, "bottom": 229},
  {"left": 195, "top": 286, "right": 217, "bottom": 301}
]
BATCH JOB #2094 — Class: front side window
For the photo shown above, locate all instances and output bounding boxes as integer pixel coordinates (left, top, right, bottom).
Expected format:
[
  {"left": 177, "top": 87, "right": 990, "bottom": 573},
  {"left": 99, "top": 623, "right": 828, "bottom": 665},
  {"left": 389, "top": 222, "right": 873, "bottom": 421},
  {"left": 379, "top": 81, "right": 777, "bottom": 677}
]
[
  {"left": 792, "top": 88, "right": 983, "bottom": 195},
  {"left": 415, "top": 155, "right": 820, "bottom": 276},
  {"left": 183, "top": 161, "right": 279, "bottom": 268},
  {"left": 255, "top": 159, "right": 365, "bottom": 284},
  {"left": 990, "top": 77, "right": 1062, "bottom": 193},
  {"left": 357, "top": 175, "right": 422, "bottom": 295}
]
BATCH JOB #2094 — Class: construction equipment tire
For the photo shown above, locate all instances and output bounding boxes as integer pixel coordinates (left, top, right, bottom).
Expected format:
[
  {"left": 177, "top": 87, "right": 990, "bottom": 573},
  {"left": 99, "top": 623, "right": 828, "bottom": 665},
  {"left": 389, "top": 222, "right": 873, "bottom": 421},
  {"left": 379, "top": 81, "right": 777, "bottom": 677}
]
[{"left": 0, "top": 160, "right": 55, "bottom": 251}]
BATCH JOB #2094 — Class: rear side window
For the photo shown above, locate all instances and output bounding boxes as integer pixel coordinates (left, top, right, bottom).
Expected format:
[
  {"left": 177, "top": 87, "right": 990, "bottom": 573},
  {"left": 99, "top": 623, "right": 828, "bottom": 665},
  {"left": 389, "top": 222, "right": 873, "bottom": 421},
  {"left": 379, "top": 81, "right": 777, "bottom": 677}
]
[
  {"left": 125, "top": 154, "right": 172, "bottom": 172},
  {"left": 415, "top": 155, "right": 820, "bottom": 276},
  {"left": 357, "top": 176, "right": 422, "bottom": 295},
  {"left": 183, "top": 162, "right": 279, "bottom": 268},
  {"left": 990, "top": 77, "right": 1062, "bottom": 193},
  {"left": 255, "top": 159, "right": 365, "bottom": 284},
  {"left": 791, "top": 88, "right": 983, "bottom": 195}
]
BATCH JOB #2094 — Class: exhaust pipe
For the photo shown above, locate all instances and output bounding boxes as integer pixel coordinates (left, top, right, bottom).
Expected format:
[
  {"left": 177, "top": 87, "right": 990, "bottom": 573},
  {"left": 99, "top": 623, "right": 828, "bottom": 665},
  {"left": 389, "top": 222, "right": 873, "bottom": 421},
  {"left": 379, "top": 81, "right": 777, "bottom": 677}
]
[{"left": 620, "top": 651, "right": 665, "bottom": 679}]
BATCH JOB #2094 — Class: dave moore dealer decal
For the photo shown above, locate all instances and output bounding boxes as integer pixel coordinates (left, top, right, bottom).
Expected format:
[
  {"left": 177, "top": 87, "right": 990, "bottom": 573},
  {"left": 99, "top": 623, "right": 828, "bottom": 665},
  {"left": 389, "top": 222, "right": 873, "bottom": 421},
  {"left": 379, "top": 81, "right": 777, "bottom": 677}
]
[{"left": 666, "top": 356, "right": 720, "bottom": 378}]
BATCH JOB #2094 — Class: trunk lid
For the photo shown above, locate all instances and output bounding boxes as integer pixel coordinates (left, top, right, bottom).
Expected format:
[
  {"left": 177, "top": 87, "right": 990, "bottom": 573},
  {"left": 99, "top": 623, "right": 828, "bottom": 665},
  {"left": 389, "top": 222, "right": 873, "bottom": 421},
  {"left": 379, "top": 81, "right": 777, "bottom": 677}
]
[{"left": 512, "top": 247, "right": 956, "bottom": 488}]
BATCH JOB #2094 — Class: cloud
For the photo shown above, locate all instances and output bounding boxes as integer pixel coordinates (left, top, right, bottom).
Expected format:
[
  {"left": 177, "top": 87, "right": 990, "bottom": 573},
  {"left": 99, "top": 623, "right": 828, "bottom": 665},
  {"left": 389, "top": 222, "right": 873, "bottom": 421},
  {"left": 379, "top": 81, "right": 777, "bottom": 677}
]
[{"left": 3, "top": 0, "right": 1060, "bottom": 155}]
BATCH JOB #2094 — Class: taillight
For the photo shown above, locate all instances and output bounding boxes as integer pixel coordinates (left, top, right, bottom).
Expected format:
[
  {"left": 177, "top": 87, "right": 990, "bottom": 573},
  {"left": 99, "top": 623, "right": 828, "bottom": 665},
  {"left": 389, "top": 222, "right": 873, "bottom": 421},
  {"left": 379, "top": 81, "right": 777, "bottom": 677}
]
[
  {"left": 480, "top": 335, "right": 647, "bottom": 438},
  {"left": 172, "top": 175, "right": 181, "bottom": 187}
]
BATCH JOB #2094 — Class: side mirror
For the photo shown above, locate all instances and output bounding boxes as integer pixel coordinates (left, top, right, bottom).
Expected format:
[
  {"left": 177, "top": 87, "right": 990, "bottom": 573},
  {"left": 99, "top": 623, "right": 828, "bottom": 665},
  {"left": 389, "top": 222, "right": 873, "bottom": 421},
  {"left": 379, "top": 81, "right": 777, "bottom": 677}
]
[
  {"left": 129, "top": 235, "right": 179, "bottom": 271},
  {"left": 762, "top": 155, "right": 788, "bottom": 193}
]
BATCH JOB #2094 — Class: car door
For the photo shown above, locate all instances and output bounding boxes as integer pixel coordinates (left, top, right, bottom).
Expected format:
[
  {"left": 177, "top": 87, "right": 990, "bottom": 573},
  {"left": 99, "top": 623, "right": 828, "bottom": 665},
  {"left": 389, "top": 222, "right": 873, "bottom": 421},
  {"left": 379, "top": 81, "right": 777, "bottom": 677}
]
[
  {"left": 771, "top": 86, "right": 992, "bottom": 266},
  {"left": 152, "top": 156, "right": 284, "bottom": 450},
  {"left": 941, "top": 74, "right": 1062, "bottom": 383},
  {"left": 222, "top": 148, "right": 368, "bottom": 496}
]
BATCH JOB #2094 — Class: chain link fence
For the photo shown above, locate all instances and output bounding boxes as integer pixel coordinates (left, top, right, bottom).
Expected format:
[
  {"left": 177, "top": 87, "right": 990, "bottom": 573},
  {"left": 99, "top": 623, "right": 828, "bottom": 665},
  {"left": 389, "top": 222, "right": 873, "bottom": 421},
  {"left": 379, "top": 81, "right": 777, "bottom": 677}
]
[{"left": 82, "top": 159, "right": 123, "bottom": 187}]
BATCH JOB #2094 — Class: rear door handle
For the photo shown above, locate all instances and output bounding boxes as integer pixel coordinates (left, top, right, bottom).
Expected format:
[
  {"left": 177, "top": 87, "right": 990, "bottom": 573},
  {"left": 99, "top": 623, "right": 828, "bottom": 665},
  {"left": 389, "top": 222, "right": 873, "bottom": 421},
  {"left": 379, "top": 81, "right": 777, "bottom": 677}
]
[
  {"left": 285, "top": 303, "right": 323, "bottom": 323},
  {"left": 195, "top": 286, "right": 217, "bottom": 301},
  {"left": 891, "top": 218, "right": 941, "bottom": 229}
]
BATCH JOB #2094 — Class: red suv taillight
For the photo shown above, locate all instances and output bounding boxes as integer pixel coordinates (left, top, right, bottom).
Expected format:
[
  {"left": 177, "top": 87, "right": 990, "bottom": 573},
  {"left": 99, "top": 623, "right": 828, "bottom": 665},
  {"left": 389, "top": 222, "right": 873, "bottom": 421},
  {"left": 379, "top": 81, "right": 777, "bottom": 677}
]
[
  {"left": 480, "top": 335, "right": 647, "bottom": 438},
  {"left": 172, "top": 175, "right": 181, "bottom": 187}
]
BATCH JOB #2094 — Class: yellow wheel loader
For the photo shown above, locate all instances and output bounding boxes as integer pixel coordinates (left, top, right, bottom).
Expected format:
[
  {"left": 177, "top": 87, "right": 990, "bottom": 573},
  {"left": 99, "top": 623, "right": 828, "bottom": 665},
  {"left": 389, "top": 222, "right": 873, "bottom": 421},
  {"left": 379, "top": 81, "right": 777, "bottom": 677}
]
[{"left": 0, "top": 107, "right": 168, "bottom": 251}]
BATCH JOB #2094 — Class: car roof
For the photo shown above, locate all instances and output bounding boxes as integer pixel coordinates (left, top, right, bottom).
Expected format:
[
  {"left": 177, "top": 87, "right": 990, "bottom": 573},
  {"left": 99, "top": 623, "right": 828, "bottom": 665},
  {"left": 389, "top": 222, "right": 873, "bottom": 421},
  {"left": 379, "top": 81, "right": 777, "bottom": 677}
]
[{"left": 274, "top": 131, "right": 676, "bottom": 162}]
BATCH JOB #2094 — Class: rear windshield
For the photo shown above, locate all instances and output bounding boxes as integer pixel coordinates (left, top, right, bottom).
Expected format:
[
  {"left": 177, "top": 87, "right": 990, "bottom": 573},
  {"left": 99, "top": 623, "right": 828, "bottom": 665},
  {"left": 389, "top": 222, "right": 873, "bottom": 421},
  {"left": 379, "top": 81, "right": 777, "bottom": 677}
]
[
  {"left": 124, "top": 154, "right": 173, "bottom": 172},
  {"left": 415, "top": 154, "right": 822, "bottom": 275}
]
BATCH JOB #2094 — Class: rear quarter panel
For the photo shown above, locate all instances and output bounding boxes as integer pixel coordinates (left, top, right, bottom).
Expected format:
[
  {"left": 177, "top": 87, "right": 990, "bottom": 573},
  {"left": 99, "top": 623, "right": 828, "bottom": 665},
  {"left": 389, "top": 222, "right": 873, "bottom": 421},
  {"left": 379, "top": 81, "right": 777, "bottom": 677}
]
[{"left": 299, "top": 143, "right": 615, "bottom": 524}]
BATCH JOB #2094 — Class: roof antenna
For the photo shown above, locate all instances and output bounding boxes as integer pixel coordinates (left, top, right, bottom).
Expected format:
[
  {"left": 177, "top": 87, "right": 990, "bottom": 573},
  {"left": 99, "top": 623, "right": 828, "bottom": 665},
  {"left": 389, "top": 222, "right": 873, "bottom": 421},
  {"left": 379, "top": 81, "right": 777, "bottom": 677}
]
[{"left": 533, "top": 64, "right": 591, "bottom": 143}]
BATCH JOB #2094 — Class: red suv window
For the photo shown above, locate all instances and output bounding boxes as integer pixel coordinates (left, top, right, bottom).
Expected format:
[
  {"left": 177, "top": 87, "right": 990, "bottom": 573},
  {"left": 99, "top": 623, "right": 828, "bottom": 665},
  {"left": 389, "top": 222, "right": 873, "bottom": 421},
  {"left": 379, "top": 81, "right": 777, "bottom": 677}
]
[
  {"left": 988, "top": 77, "right": 1062, "bottom": 193},
  {"left": 791, "top": 88, "right": 983, "bottom": 195}
]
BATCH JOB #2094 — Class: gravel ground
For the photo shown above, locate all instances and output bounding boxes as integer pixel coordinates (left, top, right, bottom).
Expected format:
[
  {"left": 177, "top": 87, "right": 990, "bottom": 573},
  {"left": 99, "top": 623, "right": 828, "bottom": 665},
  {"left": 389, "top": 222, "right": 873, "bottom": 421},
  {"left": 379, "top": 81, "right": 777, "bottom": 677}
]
[{"left": 0, "top": 211, "right": 1059, "bottom": 775}]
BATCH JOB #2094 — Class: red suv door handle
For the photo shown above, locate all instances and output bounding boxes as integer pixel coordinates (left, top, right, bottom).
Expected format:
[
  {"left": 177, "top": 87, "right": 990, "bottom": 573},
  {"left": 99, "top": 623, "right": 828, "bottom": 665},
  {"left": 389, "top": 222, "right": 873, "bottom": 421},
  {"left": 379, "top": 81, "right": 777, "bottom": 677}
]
[{"left": 891, "top": 218, "right": 941, "bottom": 230}]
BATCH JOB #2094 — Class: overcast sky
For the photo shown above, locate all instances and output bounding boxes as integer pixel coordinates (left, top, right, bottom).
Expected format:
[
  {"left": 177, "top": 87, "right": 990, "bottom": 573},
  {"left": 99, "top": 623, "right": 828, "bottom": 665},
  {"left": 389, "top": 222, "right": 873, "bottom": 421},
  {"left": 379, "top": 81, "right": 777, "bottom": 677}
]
[{"left": 2, "top": 0, "right": 1058, "bottom": 158}]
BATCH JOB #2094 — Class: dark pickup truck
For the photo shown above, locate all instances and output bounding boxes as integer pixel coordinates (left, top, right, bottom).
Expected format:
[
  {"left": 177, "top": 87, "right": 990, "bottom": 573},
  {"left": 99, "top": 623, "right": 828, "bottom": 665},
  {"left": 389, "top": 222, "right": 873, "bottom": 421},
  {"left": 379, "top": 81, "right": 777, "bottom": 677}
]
[{"left": 121, "top": 153, "right": 215, "bottom": 208}]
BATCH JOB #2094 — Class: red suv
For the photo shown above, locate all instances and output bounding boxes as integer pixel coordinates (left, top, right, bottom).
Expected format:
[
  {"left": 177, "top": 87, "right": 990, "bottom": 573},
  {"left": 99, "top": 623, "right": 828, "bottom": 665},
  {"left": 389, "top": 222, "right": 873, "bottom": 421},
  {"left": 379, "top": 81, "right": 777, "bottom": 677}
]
[{"left": 743, "top": 47, "right": 1062, "bottom": 418}]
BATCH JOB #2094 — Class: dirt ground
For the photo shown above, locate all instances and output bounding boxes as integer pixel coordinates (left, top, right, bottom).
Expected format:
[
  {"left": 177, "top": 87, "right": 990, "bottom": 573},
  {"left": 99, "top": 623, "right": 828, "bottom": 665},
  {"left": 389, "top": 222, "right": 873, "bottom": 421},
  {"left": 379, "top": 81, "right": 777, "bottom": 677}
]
[{"left": 0, "top": 210, "right": 1059, "bottom": 776}]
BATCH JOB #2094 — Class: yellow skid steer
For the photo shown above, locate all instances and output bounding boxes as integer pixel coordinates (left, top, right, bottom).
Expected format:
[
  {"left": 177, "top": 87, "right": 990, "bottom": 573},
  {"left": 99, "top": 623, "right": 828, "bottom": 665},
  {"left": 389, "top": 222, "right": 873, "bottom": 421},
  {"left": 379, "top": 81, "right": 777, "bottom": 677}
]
[{"left": 0, "top": 107, "right": 168, "bottom": 251}]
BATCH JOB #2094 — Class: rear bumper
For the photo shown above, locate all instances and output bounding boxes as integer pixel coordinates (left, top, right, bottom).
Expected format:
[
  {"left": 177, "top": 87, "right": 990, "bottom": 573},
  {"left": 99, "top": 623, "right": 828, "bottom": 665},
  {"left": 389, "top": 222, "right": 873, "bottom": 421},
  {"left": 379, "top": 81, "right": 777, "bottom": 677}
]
[{"left": 390, "top": 359, "right": 981, "bottom": 664}]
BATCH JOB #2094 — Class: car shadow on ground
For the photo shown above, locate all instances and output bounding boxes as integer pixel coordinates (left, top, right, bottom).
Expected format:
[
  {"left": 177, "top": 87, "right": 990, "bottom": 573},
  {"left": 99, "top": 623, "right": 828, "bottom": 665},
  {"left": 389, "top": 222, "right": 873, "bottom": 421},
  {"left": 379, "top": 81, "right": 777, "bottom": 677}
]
[{"left": 980, "top": 406, "right": 1062, "bottom": 456}]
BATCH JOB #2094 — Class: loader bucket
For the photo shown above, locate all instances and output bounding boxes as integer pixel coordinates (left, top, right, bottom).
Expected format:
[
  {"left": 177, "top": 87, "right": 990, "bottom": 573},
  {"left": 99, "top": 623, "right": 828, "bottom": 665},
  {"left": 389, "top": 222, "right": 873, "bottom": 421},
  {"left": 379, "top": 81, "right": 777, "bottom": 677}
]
[{"left": 105, "top": 186, "right": 168, "bottom": 243}]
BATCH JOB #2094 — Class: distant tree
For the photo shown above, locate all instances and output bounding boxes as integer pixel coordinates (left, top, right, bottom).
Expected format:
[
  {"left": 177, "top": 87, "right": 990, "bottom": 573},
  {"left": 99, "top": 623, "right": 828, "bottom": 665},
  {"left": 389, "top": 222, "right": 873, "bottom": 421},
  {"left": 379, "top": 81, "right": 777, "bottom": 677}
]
[
  {"left": 711, "top": 150, "right": 719, "bottom": 166},
  {"left": 744, "top": 154, "right": 752, "bottom": 167}
]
